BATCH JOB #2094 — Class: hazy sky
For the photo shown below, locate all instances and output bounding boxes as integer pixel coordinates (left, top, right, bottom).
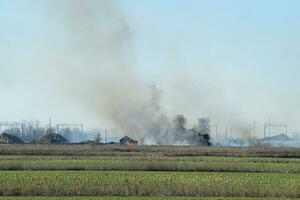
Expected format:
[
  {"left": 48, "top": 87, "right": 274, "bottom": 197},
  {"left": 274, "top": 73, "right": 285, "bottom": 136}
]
[{"left": 1, "top": 0, "right": 300, "bottom": 132}]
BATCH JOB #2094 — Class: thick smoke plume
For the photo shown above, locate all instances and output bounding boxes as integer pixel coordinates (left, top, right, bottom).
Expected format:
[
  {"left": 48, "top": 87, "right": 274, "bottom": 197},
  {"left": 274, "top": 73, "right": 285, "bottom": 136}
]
[
  {"left": 42, "top": 0, "right": 171, "bottom": 142},
  {"left": 0, "top": 0, "right": 214, "bottom": 144},
  {"left": 4, "top": 1, "right": 298, "bottom": 145},
  {"left": 40, "top": 0, "right": 212, "bottom": 145}
]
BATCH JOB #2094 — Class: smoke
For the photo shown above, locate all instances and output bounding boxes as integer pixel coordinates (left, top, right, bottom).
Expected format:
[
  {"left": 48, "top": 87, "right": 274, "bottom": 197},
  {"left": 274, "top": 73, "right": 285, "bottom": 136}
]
[
  {"left": 42, "top": 0, "right": 215, "bottom": 145},
  {"left": 35, "top": 0, "right": 172, "bottom": 142},
  {"left": 1, "top": 0, "right": 209, "bottom": 144},
  {"left": 3, "top": 1, "right": 248, "bottom": 145},
  {"left": 2, "top": 0, "right": 300, "bottom": 145},
  {"left": 173, "top": 115, "right": 187, "bottom": 134}
]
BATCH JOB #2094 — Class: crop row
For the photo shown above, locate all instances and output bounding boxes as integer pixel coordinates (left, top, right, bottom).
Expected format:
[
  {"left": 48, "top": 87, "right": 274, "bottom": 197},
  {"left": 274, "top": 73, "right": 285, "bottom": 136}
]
[
  {"left": 1, "top": 155, "right": 299, "bottom": 163},
  {"left": 0, "top": 171, "right": 299, "bottom": 197},
  {"left": 0, "top": 159, "right": 299, "bottom": 173},
  {"left": 0, "top": 197, "right": 295, "bottom": 200},
  {"left": 1, "top": 144, "right": 300, "bottom": 157}
]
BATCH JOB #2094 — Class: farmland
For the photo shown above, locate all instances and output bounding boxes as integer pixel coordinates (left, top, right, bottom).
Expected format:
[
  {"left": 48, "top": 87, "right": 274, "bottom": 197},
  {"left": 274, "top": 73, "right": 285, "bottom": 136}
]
[
  {"left": 0, "top": 144, "right": 300, "bottom": 157},
  {"left": 0, "top": 145, "right": 299, "bottom": 199},
  {"left": 0, "top": 156, "right": 300, "bottom": 173},
  {"left": 0, "top": 198, "right": 296, "bottom": 200},
  {"left": 0, "top": 171, "right": 300, "bottom": 197}
]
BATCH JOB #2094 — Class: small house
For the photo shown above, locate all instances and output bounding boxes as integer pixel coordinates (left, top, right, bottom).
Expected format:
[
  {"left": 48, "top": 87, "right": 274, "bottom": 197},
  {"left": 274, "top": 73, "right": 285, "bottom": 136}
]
[
  {"left": 119, "top": 136, "right": 138, "bottom": 145},
  {"left": 257, "top": 133, "right": 293, "bottom": 146},
  {"left": 0, "top": 133, "right": 24, "bottom": 144}
]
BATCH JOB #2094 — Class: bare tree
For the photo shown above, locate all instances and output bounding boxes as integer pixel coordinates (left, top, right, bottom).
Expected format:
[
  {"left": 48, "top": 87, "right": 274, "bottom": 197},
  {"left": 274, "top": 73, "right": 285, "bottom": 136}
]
[{"left": 94, "top": 133, "right": 101, "bottom": 145}]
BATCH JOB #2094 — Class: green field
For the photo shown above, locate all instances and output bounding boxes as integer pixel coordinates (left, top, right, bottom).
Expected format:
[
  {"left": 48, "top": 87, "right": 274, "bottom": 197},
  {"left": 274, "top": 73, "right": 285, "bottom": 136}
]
[
  {"left": 0, "top": 144, "right": 300, "bottom": 157},
  {"left": 0, "top": 145, "right": 299, "bottom": 199},
  {"left": 0, "top": 171, "right": 299, "bottom": 197},
  {"left": 0, "top": 155, "right": 300, "bottom": 173},
  {"left": 0, "top": 197, "right": 295, "bottom": 200}
]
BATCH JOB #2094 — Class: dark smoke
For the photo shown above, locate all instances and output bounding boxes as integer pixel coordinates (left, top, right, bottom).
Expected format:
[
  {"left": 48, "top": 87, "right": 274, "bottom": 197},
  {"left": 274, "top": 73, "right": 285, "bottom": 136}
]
[
  {"left": 173, "top": 114, "right": 187, "bottom": 134},
  {"left": 169, "top": 115, "right": 211, "bottom": 145},
  {"left": 4, "top": 0, "right": 212, "bottom": 145}
]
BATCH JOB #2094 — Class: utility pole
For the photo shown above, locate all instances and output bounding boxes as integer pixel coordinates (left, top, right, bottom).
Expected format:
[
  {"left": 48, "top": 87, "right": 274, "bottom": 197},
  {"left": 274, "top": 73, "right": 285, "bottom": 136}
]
[
  {"left": 268, "top": 117, "right": 271, "bottom": 137},
  {"left": 49, "top": 118, "right": 52, "bottom": 134},
  {"left": 21, "top": 124, "right": 24, "bottom": 137},
  {"left": 225, "top": 127, "right": 228, "bottom": 145},
  {"left": 264, "top": 123, "right": 266, "bottom": 138},
  {"left": 105, "top": 129, "right": 107, "bottom": 144},
  {"left": 165, "top": 128, "right": 168, "bottom": 145},
  {"left": 211, "top": 124, "right": 218, "bottom": 138},
  {"left": 253, "top": 121, "right": 256, "bottom": 138},
  {"left": 80, "top": 124, "right": 84, "bottom": 134}
]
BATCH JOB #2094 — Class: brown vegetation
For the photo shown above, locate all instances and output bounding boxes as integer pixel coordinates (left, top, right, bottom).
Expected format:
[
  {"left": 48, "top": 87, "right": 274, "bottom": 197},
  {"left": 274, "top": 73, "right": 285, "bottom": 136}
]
[{"left": 0, "top": 144, "right": 299, "bottom": 157}]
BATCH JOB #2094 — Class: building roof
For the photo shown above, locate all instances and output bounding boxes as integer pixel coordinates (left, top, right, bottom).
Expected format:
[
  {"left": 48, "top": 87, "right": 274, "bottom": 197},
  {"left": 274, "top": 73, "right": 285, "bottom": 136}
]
[
  {"left": 33, "top": 133, "right": 70, "bottom": 144},
  {"left": 119, "top": 136, "right": 137, "bottom": 143},
  {"left": 0, "top": 133, "right": 24, "bottom": 144},
  {"left": 259, "top": 133, "right": 293, "bottom": 142}
]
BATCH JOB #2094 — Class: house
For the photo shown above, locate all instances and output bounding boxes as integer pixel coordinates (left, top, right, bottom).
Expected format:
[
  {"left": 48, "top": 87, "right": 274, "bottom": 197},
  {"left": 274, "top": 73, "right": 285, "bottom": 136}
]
[
  {"left": 119, "top": 136, "right": 138, "bottom": 145},
  {"left": 257, "top": 133, "right": 293, "bottom": 146},
  {"left": 258, "top": 133, "right": 293, "bottom": 143},
  {"left": 0, "top": 133, "right": 24, "bottom": 144},
  {"left": 33, "top": 133, "right": 70, "bottom": 144}
]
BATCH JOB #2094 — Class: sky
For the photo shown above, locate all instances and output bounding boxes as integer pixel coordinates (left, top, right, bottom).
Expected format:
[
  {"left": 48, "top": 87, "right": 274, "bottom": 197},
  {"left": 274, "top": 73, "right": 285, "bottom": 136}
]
[{"left": 1, "top": 0, "right": 300, "bottom": 135}]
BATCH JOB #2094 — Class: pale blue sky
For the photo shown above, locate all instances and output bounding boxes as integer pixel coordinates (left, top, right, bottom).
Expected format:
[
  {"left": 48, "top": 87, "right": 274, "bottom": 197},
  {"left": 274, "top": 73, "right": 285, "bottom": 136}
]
[
  {"left": 119, "top": 0, "right": 300, "bottom": 83},
  {"left": 1, "top": 0, "right": 300, "bottom": 131}
]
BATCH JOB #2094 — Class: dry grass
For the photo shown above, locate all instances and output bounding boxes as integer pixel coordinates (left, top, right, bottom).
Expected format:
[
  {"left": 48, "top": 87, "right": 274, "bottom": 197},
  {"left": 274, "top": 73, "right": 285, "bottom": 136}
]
[
  {"left": 0, "top": 158, "right": 299, "bottom": 173},
  {"left": 0, "top": 144, "right": 299, "bottom": 158},
  {"left": 0, "top": 197, "right": 294, "bottom": 200},
  {"left": 0, "top": 145, "right": 299, "bottom": 198}
]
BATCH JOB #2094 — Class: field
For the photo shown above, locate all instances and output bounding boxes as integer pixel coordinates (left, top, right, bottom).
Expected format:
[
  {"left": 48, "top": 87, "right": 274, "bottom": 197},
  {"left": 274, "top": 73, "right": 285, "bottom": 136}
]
[
  {"left": 0, "top": 198, "right": 296, "bottom": 200},
  {"left": 0, "top": 145, "right": 299, "bottom": 199},
  {"left": 1, "top": 155, "right": 300, "bottom": 173}
]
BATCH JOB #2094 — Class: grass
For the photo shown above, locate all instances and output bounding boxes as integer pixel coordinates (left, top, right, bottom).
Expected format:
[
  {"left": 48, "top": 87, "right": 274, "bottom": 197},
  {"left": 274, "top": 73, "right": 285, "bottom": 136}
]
[
  {"left": 0, "top": 145, "right": 300, "bottom": 199},
  {"left": 0, "top": 197, "right": 295, "bottom": 200},
  {"left": 0, "top": 144, "right": 300, "bottom": 158},
  {"left": 1, "top": 155, "right": 300, "bottom": 163},
  {"left": 0, "top": 158, "right": 300, "bottom": 173},
  {"left": 0, "top": 171, "right": 299, "bottom": 197},
  {"left": 0, "top": 197, "right": 296, "bottom": 200}
]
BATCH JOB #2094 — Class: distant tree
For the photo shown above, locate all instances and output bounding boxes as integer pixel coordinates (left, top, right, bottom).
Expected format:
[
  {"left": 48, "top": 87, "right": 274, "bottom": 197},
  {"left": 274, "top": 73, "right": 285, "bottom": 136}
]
[
  {"left": 95, "top": 133, "right": 101, "bottom": 144},
  {"left": 61, "top": 128, "right": 72, "bottom": 141},
  {"left": 139, "top": 136, "right": 145, "bottom": 145}
]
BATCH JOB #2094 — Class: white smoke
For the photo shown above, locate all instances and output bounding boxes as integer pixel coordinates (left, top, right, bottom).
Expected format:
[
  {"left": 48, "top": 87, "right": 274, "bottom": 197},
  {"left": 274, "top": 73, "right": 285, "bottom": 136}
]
[{"left": 1, "top": 0, "right": 300, "bottom": 144}]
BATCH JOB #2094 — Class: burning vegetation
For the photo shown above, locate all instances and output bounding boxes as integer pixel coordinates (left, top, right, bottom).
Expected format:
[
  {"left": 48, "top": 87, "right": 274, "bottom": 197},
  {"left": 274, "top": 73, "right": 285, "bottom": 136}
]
[{"left": 170, "top": 115, "right": 212, "bottom": 146}]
